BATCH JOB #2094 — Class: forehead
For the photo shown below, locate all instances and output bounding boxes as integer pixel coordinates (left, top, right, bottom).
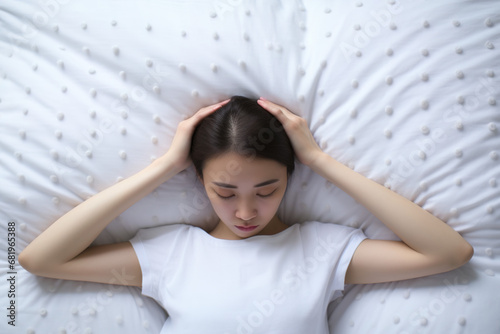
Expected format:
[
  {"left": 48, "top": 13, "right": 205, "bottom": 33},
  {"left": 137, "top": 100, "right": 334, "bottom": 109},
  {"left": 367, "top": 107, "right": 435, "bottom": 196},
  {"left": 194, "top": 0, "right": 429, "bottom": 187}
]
[{"left": 202, "top": 152, "right": 287, "bottom": 184}]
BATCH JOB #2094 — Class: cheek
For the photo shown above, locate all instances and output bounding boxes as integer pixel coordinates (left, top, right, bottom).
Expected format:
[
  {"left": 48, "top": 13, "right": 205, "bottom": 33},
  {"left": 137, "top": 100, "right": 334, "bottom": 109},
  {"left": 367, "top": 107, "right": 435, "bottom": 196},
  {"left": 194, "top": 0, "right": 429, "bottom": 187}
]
[
  {"left": 260, "top": 198, "right": 282, "bottom": 215},
  {"left": 209, "top": 199, "right": 234, "bottom": 219},
  {"left": 257, "top": 191, "right": 285, "bottom": 216}
]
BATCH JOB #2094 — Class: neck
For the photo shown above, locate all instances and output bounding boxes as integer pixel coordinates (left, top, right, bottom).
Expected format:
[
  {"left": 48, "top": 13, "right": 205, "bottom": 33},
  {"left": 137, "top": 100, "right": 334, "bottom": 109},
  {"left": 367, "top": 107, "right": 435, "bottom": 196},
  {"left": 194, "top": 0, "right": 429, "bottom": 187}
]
[{"left": 259, "top": 215, "right": 288, "bottom": 235}]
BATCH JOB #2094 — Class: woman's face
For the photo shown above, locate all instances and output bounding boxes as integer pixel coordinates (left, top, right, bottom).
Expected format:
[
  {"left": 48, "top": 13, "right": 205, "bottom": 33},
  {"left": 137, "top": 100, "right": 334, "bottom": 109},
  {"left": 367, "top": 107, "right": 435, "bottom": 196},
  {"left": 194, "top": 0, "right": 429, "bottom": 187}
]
[{"left": 201, "top": 152, "right": 288, "bottom": 239}]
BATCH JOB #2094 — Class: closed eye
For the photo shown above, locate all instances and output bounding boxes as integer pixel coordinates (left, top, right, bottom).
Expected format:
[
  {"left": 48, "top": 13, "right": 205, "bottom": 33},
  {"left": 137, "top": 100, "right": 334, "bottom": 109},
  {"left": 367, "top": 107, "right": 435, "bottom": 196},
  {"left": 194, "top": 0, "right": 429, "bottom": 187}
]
[
  {"left": 216, "top": 193, "right": 234, "bottom": 200},
  {"left": 257, "top": 189, "right": 277, "bottom": 198},
  {"left": 215, "top": 189, "right": 277, "bottom": 200}
]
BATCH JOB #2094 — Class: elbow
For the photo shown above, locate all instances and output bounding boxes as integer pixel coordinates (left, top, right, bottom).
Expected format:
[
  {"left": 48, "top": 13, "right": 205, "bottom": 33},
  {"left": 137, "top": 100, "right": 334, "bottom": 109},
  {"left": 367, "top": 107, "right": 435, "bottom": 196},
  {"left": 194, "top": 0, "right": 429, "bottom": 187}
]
[
  {"left": 448, "top": 240, "right": 474, "bottom": 270},
  {"left": 19, "top": 250, "right": 30, "bottom": 272},
  {"left": 19, "top": 249, "right": 35, "bottom": 273},
  {"left": 19, "top": 249, "right": 45, "bottom": 275},
  {"left": 459, "top": 241, "right": 474, "bottom": 265},
  {"left": 428, "top": 240, "right": 474, "bottom": 275}
]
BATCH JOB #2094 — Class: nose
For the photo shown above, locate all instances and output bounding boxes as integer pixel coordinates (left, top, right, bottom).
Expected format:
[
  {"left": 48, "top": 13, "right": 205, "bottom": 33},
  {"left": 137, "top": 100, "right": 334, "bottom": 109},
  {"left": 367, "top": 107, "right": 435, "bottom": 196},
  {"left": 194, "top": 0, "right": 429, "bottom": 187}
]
[{"left": 235, "top": 200, "right": 257, "bottom": 222}]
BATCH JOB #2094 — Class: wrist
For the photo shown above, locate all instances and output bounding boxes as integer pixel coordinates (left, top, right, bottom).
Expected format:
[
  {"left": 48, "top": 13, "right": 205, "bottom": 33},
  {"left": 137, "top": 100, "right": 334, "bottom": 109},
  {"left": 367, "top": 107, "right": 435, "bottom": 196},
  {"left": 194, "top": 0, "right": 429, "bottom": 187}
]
[
  {"left": 150, "top": 153, "right": 183, "bottom": 183},
  {"left": 308, "top": 152, "right": 347, "bottom": 185},
  {"left": 308, "top": 151, "right": 331, "bottom": 171}
]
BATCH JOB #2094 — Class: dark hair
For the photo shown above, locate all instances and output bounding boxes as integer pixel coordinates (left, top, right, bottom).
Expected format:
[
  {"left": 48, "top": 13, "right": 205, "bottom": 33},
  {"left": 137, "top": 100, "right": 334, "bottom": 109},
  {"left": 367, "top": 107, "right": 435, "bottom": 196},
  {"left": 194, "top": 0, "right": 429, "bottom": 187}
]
[{"left": 190, "top": 96, "right": 295, "bottom": 178}]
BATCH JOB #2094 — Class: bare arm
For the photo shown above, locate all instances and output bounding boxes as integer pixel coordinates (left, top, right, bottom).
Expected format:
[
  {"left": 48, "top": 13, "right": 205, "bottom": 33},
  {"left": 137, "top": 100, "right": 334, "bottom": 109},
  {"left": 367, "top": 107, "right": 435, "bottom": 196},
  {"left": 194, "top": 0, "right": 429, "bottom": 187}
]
[
  {"left": 258, "top": 98, "right": 473, "bottom": 284},
  {"left": 311, "top": 153, "right": 473, "bottom": 284},
  {"left": 19, "top": 156, "right": 178, "bottom": 286},
  {"left": 19, "top": 100, "right": 229, "bottom": 286}
]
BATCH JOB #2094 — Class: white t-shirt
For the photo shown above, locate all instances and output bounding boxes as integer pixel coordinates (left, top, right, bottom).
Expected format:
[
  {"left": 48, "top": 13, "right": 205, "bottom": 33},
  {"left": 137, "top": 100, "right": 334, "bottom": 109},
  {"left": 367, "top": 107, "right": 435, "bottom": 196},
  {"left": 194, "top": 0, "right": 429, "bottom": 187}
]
[{"left": 130, "top": 221, "right": 366, "bottom": 334}]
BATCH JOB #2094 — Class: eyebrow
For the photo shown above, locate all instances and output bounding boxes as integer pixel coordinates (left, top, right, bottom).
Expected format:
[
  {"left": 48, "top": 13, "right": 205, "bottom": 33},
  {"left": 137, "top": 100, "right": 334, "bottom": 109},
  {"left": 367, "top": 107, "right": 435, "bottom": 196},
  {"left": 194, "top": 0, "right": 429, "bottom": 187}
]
[{"left": 212, "top": 179, "right": 279, "bottom": 189}]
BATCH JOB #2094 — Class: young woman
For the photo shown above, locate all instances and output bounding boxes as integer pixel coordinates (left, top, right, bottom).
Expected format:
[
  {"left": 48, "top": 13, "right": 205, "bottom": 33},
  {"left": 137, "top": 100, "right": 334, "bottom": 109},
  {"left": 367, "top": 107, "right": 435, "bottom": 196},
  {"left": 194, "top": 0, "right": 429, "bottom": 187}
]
[{"left": 19, "top": 96, "right": 473, "bottom": 333}]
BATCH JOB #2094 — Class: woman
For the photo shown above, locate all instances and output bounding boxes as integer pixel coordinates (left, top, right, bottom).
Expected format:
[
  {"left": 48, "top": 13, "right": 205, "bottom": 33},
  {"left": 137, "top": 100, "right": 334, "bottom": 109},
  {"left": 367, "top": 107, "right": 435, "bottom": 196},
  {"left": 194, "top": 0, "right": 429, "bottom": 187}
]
[{"left": 19, "top": 96, "right": 473, "bottom": 333}]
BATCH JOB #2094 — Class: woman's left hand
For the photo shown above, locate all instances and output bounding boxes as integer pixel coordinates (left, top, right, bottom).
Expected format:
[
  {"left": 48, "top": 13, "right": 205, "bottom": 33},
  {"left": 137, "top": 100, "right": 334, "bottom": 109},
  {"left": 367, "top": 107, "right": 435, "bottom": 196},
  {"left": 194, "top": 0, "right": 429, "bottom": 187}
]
[{"left": 257, "top": 97, "right": 323, "bottom": 167}]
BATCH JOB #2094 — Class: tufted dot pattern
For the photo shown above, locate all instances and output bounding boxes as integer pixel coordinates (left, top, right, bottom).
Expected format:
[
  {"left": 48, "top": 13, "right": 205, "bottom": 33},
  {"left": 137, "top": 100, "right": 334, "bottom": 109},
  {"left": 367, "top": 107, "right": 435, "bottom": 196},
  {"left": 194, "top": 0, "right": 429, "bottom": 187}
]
[{"left": 0, "top": 1, "right": 499, "bottom": 333}]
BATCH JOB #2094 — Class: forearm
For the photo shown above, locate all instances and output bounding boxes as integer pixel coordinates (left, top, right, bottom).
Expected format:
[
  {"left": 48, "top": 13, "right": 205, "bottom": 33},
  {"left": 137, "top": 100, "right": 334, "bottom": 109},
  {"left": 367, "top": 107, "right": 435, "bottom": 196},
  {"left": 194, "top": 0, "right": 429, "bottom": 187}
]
[
  {"left": 311, "top": 153, "right": 471, "bottom": 261},
  {"left": 20, "top": 154, "right": 179, "bottom": 270}
]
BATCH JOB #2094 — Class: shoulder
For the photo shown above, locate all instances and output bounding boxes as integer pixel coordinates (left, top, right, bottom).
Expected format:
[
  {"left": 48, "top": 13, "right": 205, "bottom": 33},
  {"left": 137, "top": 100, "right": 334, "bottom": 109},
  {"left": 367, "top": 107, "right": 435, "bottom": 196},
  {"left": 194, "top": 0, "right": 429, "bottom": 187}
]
[
  {"left": 129, "top": 224, "right": 203, "bottom": 262},
  {"left": 131, "top": 223, "right": 198, "bottom": 243},
  {"left": 297, "top": 221, "right": 367, "bottom": 247},
  {"left": 298, "top": 221, "right": 360, "bottom": 234}
]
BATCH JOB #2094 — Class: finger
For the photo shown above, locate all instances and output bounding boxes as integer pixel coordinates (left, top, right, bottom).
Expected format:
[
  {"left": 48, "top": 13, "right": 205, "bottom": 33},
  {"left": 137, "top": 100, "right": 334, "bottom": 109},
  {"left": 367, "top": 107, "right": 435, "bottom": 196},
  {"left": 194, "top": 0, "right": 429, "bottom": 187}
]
[
  {"left": 210, "top": 98, "right": 230, "bottom": 109},
  {"left": 199, "top": 99, "right": 230, "bottom": 115},
  {"left": 258, "top": 97, "right": 293, "bottom": 116},
  {"left": 205, "top": 99, "right": 230, "bottom": 113},
  {"left": 257, "top": 98, "right": 292, "bottom": 123},
  {"left": 257, "top": 98, "right": 282, "bottom": 115},
  {"left": 190, "top": 99, "right": 230, "bottom": 124}
]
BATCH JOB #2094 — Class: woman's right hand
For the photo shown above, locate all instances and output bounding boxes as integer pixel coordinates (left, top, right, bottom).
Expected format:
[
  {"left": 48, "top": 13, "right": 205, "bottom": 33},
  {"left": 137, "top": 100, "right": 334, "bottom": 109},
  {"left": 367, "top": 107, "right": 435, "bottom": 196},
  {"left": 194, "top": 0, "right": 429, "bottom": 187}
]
[
  {"left": 166, "top": 99, "right": 229, "bottom": 172},
  {"left": 19, "top": 98, "right": 230, "bottom": 286}
]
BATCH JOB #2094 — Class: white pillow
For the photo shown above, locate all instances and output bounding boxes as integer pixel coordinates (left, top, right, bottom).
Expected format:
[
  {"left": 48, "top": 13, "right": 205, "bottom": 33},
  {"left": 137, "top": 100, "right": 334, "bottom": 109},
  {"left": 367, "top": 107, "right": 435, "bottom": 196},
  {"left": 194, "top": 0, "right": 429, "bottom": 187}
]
[{"left": 0, "top": 1, "right": 498, "bottom": 333}]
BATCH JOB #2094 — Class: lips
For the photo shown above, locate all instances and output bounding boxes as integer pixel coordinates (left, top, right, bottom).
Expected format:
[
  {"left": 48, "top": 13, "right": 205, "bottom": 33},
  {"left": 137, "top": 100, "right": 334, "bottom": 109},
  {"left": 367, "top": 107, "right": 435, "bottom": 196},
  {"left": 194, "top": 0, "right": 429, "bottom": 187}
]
[{"left": 235, "top": 225, "right": 258, "bottom": 232}]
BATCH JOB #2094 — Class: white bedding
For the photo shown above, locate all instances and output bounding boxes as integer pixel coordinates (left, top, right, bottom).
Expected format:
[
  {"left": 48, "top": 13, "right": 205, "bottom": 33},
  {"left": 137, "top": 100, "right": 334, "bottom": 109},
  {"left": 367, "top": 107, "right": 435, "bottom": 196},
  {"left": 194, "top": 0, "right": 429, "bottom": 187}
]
[{"left": 0, "top": 0, "right": 499, "bottom": 333}]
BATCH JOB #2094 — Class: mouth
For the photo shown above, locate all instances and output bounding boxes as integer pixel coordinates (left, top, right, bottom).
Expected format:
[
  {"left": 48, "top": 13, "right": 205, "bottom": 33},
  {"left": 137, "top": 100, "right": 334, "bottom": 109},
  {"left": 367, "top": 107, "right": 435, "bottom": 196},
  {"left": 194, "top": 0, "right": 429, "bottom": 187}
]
[{"left": 235, "top": 225, "right": 259, "bottom": 232}]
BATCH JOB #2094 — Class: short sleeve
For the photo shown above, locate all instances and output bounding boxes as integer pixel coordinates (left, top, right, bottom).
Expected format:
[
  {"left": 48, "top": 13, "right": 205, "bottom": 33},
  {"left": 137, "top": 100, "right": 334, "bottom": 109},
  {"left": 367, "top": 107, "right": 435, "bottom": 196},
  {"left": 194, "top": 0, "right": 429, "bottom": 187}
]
[
  {"left": 303, "top": 222, "right": 367, "bottom": 300},
  {"left": 329, "top": 227, "right": 366, "bottom": 293},
  {"left": 129, "top": 224, "right": 189, "bottom": 303}
]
